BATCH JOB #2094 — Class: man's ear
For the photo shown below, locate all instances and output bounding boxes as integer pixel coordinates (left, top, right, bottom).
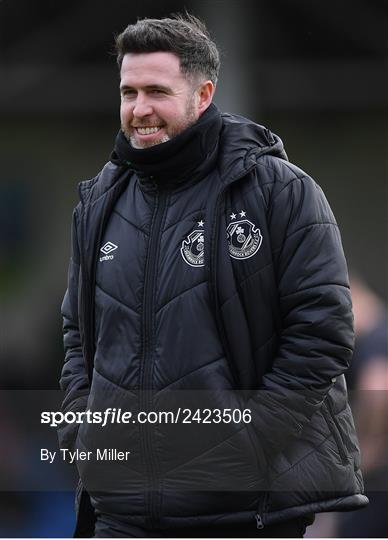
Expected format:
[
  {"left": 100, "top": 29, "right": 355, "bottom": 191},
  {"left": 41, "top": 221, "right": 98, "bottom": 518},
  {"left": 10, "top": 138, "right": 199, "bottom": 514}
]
[{"left": 196, "top": 80, "right": 215, "bottom": 114}]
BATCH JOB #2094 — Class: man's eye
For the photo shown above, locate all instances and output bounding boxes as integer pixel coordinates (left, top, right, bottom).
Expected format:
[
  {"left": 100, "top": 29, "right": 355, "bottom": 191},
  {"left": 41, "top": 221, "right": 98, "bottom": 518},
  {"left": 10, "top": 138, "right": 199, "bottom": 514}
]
[{"left": 122, "top": 90, "right": 136, "bottom": 97}]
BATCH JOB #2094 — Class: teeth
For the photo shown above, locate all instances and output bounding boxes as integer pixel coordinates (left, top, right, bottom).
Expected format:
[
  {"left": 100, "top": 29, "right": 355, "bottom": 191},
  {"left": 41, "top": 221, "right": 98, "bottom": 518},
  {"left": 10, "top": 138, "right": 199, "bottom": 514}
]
[{"left": 137, "top": 127, "right": 160, "bottom": 135}]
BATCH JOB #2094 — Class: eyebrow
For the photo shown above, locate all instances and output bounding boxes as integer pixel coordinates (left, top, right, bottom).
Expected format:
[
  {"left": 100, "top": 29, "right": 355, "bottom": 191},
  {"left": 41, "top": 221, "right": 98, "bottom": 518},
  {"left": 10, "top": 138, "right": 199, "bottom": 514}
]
[{"left": 120, "top": 84, "right": 172, "bottom": 93}]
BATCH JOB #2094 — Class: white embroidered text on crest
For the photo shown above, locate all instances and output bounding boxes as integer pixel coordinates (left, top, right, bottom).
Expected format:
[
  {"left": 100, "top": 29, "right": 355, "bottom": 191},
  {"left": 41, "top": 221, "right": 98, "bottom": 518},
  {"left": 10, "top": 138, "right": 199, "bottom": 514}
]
[
  {"left": 181, "top": 230, "right": 205, "bottom": 267},
  {"left": 226, "top": 219, "right": 262, "bottom": 260}
]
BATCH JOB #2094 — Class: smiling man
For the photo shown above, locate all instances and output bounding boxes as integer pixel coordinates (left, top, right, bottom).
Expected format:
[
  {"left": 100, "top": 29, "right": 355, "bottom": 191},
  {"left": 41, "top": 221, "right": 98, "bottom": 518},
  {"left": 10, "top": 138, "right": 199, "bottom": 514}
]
[
  {"left": 59, "top": 14, "right": 367, "bottom": 538},
  {"left": 120, "top": 52, "right": 210, "bottom": 149}
]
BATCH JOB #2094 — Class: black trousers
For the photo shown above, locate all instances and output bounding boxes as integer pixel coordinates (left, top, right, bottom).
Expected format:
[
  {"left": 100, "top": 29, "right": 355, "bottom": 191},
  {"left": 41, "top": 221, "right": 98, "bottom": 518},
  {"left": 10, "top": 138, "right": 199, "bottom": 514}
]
[{"left": 94, "top": 515, "right": 312, "bottom": 538}]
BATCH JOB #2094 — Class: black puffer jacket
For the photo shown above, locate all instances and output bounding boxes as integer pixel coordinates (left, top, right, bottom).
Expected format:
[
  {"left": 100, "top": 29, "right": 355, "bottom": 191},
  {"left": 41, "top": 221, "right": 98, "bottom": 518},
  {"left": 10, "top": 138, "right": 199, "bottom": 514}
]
[{"left": 59, "top": 105, "right": 368, "bottom": 535}]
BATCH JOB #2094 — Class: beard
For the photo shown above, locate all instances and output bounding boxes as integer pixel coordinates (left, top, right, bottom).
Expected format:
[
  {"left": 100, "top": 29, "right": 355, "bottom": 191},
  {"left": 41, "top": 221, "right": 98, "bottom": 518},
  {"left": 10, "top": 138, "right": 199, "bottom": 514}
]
[
  {"left": 122, "top": 95, "right": 198, "bottom": 149},
  {"left": 129, "top": 131, "right": 170, "bottom": 149}
]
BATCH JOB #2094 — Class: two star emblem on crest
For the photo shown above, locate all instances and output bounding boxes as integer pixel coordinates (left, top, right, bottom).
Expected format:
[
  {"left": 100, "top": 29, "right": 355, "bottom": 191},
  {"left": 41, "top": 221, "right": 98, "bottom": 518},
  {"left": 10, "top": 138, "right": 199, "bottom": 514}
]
[{"left": 230, "top": 210, "right": 246, "bottom": 220}]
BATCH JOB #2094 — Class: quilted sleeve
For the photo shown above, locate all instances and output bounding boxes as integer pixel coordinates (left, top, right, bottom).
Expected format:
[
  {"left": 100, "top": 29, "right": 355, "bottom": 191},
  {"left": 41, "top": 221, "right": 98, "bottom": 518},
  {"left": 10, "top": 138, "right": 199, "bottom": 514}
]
[
  {"left": 57, "top": 208, "right": 89, "bottom": 451},
  {"left": 250, "top": 166, "right": 354, "bottom": 455}
]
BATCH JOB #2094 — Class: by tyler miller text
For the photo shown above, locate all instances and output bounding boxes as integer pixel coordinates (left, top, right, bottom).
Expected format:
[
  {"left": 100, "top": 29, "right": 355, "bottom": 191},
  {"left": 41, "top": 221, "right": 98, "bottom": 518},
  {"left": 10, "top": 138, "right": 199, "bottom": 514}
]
[{"left": 41, "top": 448, "right": 131, "bottom": 464}]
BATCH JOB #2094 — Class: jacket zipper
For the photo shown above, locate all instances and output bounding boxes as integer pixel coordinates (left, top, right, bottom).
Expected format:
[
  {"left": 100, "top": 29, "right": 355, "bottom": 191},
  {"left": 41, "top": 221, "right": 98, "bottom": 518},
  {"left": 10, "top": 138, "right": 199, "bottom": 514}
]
[
  {"left": 206, "top": 174, "right": 270, "bottom": 530},
  {"left": 255, "top": 514, "right": 264, "bottom": 529},
  {"left": 208, "top": 170, "right": 271, "bottom": 530},
  {"left": 140, "top": 184, "right": 167, "bottom": 529},
  {"left": 255, "top": 492, "right": 267, "bottom": 529}
]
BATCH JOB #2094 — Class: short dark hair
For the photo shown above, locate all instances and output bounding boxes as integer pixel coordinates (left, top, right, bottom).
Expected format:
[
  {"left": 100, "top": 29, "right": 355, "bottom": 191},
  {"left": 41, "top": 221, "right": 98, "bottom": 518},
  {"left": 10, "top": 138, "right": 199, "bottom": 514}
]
[{"left": 115, "top": 14, "right": 220, "bottom": 85}]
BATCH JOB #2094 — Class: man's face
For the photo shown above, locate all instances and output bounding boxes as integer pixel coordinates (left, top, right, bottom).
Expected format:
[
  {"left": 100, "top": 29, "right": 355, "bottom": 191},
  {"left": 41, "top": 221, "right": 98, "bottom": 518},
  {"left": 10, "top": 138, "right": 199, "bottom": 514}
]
[{"left": 120, "top": 52, "right": 200, "bottom": 149}]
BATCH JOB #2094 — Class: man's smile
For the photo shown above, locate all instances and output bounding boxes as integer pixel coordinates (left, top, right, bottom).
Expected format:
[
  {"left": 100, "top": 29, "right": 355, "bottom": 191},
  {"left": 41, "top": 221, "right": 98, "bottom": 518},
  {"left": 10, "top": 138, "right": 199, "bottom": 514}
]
[{"left": 135, "top": 126, "right": 162, "bottom": 135}]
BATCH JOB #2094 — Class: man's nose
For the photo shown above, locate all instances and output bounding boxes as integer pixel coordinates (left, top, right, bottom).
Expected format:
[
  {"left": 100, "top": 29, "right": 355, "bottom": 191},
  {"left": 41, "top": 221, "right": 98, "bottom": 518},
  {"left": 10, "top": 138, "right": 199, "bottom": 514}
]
[{"left": 132, "top": 94, "right": 153, "bottom": 118}]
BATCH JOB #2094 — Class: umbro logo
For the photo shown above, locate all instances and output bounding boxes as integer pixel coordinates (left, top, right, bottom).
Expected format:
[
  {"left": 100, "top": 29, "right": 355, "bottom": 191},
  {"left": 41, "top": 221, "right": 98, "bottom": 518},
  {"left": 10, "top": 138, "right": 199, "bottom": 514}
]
[
  {"left": 101, "top": 242, "right": 118, "bottom": 255},
  {"left": 100, "top": 241, "right": 118, "bottom": 262}
]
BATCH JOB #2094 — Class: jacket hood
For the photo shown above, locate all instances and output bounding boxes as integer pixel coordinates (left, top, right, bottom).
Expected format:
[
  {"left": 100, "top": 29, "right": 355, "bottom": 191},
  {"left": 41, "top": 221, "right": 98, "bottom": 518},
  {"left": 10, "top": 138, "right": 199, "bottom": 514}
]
[{"left": 217, "top": 111, "right": 288, "bottom": 185}]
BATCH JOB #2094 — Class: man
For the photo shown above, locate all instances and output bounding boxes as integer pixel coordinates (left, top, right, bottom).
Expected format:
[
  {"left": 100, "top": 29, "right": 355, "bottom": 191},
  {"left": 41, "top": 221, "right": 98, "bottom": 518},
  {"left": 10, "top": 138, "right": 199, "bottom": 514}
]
[{"left": 58, "top": 14, "right": 368, "bottom": 538}]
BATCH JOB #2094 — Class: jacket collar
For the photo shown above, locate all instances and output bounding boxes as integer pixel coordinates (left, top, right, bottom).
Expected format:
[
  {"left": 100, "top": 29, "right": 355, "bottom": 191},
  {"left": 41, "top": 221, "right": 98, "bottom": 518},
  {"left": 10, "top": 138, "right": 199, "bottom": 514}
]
[
  {"left": 78, "top": 109, "right": 288, "bottom": 205},
  {"left": 110, "top": 103, "right": 223, "bottom": 190}
]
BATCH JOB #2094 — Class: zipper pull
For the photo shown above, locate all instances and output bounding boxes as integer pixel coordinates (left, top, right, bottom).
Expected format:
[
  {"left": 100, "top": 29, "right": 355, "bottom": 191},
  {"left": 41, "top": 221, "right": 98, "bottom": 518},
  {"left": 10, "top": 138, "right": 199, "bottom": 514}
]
[{"left": 256, "top": 514, "right": 264, "bottom": 529}]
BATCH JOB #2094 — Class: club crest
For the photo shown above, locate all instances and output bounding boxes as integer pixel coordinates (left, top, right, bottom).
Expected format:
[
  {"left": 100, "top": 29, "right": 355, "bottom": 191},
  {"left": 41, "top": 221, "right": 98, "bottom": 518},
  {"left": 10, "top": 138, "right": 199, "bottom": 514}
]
[
  {"left": 227, "top": 219, "right": 262, "bottom": 260},
  {"left": 181, "top": 229, "right": 205, "bottom": 267}
]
